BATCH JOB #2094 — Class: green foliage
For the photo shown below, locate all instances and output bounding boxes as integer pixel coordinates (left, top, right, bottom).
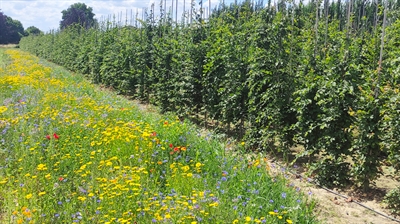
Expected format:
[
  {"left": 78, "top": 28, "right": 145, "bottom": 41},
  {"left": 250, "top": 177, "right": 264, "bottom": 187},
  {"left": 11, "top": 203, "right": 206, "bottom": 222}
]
[
  {"left": 60, "top": 2, "right": 96, "bottom": 29},
  {"left": 246, "top": 9, "right": 297, "bottom": 155},
  {"left": 18, "top": 1, "right": 400, "bottom": 191},
  {"left": 25, "top": 26, "right": 42, "bottom": 36},
  {"left": 0, "top": 11, "right": 24, "bottom": 44},
  {"left": 383, "top": 186, "right": 400, "bottom": 216}
]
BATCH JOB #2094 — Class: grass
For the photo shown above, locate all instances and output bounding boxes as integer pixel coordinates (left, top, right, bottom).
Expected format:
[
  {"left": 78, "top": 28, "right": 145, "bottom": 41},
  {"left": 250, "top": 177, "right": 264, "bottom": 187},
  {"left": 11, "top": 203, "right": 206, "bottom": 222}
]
[{"left": 0, "top": 49, "right": 317, "bottom": 223}]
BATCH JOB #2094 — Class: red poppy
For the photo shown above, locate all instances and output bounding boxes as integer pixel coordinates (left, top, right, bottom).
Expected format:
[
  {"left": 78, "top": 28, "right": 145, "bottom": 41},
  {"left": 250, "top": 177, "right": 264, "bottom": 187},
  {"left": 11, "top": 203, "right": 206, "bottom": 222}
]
[
  {"left": 58, "top": 177, "right": 64, "bottom": 181},
  {"left": 169, "top": 143, "right": 173, "bottom": 148},
  {"left": 53, "top": 133, "right": 59, "bottom": 139},
  {"left": 174, "top": 147, "right": 179, "bottom": 152},
  {"left": 151, "top": 132, "right": 157, "bottom": 137},
  {"left": 46, "top": 135, "right": 51, "bottom": 140}
]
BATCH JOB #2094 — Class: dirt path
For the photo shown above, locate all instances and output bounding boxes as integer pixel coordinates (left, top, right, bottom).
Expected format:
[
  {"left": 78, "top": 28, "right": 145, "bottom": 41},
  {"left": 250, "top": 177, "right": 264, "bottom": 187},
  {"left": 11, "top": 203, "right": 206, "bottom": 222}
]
[{"left": 268, "top": 161, "right": 400, "bottom": 224}]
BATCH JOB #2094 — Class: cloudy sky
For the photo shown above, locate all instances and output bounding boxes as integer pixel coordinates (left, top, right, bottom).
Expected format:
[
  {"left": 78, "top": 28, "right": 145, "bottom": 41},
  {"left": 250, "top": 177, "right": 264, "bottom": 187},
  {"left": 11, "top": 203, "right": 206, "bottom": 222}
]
[{"left": 0, "top": 0, "right": 239, "bottom": 32}]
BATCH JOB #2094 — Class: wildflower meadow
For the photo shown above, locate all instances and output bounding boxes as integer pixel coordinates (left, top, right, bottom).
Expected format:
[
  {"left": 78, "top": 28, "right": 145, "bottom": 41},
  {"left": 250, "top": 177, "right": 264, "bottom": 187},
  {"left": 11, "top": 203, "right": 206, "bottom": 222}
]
[{"left": 0, "top": 49, "right": 316, "bottom": 223}]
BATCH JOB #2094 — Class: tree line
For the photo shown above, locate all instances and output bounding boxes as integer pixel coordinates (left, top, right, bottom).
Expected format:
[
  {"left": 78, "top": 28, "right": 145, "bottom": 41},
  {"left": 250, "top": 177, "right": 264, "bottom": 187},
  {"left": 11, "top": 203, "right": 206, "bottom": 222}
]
[{"left": 0, "top": 11, "right": 42, "bottom": 44}]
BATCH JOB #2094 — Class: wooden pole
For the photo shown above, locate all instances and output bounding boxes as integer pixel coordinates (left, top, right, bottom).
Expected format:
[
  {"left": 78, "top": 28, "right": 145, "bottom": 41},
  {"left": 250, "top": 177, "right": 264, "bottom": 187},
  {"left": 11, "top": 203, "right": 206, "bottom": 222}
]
[
  {"left": 346, "top": 0, "right": 352, "bottom": 38},
  {"left": 209, "top": 0, "right": 211, "bottom": 19},
  {"left": 324, "top": 0, "right": 329, "bottom": 49},
  {"left": 136, "top": 8, "right": 138, "bottom": 27},
  {"left": 165, "top": 0, "right": 167, "bottom": 20},
  {"left": 376, "top": 0, "right": 387, "bottom": 97},
  {"left": 314, "top": 0, "right": 319, "bottom": 57},
  {"left": 190, "top": 0, "right": 193, "bottom": 24}
]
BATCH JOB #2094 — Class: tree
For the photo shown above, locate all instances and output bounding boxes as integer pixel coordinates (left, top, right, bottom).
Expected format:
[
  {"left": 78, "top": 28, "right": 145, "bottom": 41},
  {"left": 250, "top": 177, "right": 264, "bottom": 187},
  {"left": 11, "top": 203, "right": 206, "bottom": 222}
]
[
  {"left": 25, "top": 26, "right": 42, "bottom": 36},
  {"left": 6, "top": 17, "right": 24, "bottom": 43},
  {"left": 60, "top": 3, "right": 96, "bottom": 29},
  {"left": 0, "top": 11, "right": 6, "bottom": 43},
  {"left": 0, "top": 11, "right": 24, "bottom": 44}
]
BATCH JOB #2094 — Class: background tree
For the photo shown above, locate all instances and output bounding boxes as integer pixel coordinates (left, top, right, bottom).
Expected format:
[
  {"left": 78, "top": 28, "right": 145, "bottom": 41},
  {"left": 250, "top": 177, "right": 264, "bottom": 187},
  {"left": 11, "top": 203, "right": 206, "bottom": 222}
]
[
  {"left": 25, "top": 26, "right": 42, "bottom": 36},
  {"left": 0, "top": 11, "right": 24, "bottom": 44},
  {"left": 60, "top": 3, "right": 96, "bottom": 29},
  {"left": 0, "top": 11, "right": 6, "bottom": 43},
  {"left": 6, "top": 16, "right": 24, "bottom": 43}
]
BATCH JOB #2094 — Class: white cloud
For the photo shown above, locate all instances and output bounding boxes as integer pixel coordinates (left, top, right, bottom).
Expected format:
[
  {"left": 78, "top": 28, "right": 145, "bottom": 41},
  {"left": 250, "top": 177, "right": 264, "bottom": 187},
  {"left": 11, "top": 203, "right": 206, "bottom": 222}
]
[{"left": 0, "top": 0, "right": 236, "bottom": 32}]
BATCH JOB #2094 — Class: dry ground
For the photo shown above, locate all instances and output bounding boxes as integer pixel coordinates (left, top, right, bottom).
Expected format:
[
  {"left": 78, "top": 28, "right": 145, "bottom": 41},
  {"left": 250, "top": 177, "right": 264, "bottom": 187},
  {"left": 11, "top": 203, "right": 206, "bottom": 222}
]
[
  {"left": 0, "top": 44, "right": 18, "bottom": 48},
  {"left": 267, "top": 159, "right": 400, "bottom": 224}
]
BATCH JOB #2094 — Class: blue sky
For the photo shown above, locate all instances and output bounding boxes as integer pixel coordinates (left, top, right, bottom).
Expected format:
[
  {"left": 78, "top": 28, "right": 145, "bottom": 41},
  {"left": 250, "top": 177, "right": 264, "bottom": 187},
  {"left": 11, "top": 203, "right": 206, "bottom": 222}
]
[{"left": 0, "top": 0, "right": 239, "bottom": 33}]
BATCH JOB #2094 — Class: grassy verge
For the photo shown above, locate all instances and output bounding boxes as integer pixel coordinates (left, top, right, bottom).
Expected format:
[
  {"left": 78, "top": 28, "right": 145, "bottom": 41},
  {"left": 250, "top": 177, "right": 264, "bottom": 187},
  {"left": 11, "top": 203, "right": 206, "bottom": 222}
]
[
  {"left": 0, "top": 49, "right": 11, "bottom": 70},
  {"left": 0, "top": 49, "right": 316, "bottom": 223}
]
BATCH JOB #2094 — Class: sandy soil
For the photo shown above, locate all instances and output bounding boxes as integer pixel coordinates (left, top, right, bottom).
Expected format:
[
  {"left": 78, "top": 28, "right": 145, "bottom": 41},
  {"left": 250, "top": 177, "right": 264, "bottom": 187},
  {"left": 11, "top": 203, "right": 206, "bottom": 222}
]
[{"left": 268, "top": 161, "right": 400, "bottom": 224}]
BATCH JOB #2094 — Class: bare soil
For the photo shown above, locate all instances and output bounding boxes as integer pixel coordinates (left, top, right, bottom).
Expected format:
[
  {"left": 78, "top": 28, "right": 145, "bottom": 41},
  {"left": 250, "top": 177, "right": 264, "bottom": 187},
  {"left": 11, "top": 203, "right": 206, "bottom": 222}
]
[
  {"left": 267, "top": 159, "right": 400, "bottom": 224},
  {"left": 0, "top": 44, "right": 18, "bottom": 48}
]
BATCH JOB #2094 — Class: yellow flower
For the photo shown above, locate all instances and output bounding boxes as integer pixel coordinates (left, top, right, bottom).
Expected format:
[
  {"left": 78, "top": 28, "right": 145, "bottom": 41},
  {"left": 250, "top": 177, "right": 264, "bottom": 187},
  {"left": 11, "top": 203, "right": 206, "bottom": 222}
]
[
  {"left": 0, "top": 106, "right": 7, "bottom": 114},
  {"left": 78, "top": 196, "right": 87, "bottom": 201},
  {"left": 232, "top": 220, "right": 239, "bottom": 224},
  {"left": 165, "top": 213, "right": 171, "bottom": 219},
  {"left": 245, "top": 216, "right": 252, "bottom": 222},
  {"left": 286, "top": 219, "right": 293, "bottom": 224},
  {"left": 181, "top": 165, "right": 190, "bottom": 172},
  {"left": 25, "top": 193, "right": 33, "bottom": 199},
  {"left": 38, "top": 191, "right": 46, "bottom": 196},
  {"left": 209, "top": 202, "right": 218, "bottom": 207},
  {"left": 37, "top": 163, "right": 47, "bottom": 171}
]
